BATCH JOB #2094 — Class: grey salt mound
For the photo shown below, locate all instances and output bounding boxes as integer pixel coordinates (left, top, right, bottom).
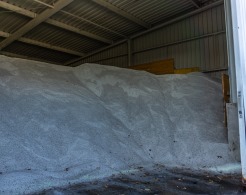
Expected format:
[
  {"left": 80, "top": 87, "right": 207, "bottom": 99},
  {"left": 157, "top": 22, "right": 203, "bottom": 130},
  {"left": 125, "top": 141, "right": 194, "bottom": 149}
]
[{"left": 0, "top": 55, "right": 237, "bottom": 194}]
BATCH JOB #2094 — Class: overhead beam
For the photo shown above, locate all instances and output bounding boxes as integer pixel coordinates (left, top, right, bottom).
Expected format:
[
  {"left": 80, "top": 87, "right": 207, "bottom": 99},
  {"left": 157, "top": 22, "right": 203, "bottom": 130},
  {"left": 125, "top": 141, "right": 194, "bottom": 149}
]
[
  {"left": 33, "top": 0, "right": 54, "bottom": 8},
  {"left": 91, "top": 0, "right": 151, "bottom": 29},
  {"left": 31, "top": 0, "right": 126, "bottom": 38},
  {"left": 0, "top": 1, "right": 36, "bottom": 18},
  {"left": 189, "top": 0, "right": 200, "bottom": 8},
  {"left": 0, "top": 31, "right": 84, "bottom": 56},
  {"left": 60, "top": 10, "right": 126, "bottom": 38},
  {"left": 46, "top": 20, "right": 112, "bottom": 44},
  {"left": 0, "top": 0, "right": 73, "bottom": 50},
  {"left": 0, "top": 1, "right": 112, "bottom": 44},
  {"left": 33, "top": 0, "right": 124, "bottom": 40}
]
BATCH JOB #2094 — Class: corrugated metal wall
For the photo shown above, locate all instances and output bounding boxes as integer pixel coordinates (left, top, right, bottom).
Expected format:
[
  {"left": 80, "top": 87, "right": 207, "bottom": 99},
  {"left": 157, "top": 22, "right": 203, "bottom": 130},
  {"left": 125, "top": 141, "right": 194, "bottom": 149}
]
[
  {"left": 78, "top": 4, "right": 228, "bottom": 77},
  {"left": 80, "top": 42, "right": 128, "bottom": 67}
]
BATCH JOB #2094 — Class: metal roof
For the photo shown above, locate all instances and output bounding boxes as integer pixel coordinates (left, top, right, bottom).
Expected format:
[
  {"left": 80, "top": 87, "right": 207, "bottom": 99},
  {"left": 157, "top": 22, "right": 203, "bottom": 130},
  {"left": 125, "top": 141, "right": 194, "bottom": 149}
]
[{"left": 0, "top": 0, "right": 221, "bottom": 65}]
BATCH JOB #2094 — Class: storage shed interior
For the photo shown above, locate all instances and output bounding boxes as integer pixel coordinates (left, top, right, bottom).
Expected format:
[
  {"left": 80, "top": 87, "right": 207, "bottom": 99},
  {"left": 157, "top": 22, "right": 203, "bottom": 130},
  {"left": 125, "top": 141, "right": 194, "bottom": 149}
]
[
  {"left": 0, "top": 0, "right": 226, "bottom": 77},
  {"left": 1, "top": 0, "right": 245, "bottom": 194}
]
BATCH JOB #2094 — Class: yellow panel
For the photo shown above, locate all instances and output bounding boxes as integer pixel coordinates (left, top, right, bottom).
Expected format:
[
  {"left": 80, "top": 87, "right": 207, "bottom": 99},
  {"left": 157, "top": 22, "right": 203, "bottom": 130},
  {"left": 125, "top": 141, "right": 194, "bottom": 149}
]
[
  {"left": 128, "top": 59, "right": 174, "bottom": 75},
  {"left": 222, "top": 73, "right": 230, "bottom": 103},
  {"left": 174, "top": 67, "right": 200, "bottom": 74}
]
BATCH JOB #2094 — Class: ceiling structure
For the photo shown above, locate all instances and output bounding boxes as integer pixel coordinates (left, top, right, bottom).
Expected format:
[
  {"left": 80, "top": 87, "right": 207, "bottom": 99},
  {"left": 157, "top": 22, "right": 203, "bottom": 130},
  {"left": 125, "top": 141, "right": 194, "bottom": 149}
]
[{"left": 0, "top": 0, "right": 220, "bottom": 65}]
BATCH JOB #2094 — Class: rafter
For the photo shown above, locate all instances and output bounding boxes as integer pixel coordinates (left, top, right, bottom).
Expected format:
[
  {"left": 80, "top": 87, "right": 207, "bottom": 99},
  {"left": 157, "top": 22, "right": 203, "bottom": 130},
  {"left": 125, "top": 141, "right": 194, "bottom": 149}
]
[
  {"left": 0, "top": 1, "right": 36, "bottom": 18},
  {"left": 33, "top": 0, "right": 54, "bottom": 8},
  {"left": 32, "top": 0, "right": 126, "bottom": 38},
  {"left": 60, "top": 10, "right": 126, "bottom": 38},
  {"left": 0, "top": 0, "right": 73, "bottom": 50},
  {"left": 91, "top": 0, "right": 151, "bottom": 29},
  {"left": 0, "top": 1, "right": 112, "bottom": 44},
  {"left": 0, "top": 31, "right": 84, "bottom": 57},
  {"left": 188, "top": 0, "right": 200, "bottom": 8},
  {"left": 46, "top": 20, "right": 112, "bottom": 44}
]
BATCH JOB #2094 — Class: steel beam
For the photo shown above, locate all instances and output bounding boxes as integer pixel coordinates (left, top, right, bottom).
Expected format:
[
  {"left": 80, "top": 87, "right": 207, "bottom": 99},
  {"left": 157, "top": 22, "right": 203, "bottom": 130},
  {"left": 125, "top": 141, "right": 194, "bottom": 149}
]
[
  {"left": 189, "top": 0, "right": 200, "bottom": 8},
  {"left": 46, "top": 20, "right": 112, "bottom": 44},
  {"left": 0, "top": 31, "right": 84, "bottom": 56},
  {"left": 0, "top": 1, "right": 36, "bottom": 18},
  {"left": 33, "top": 0, "right": 54, "bottom": 8},
  {"left": 60, "top": 10, "right": 126, "bottom": 38},
  {"left": 32, "top": 0, "right": 125, "bottom": 38},
  {"left": 91, "top": 0, "right": 151, "bottom": 29},
  {"left": 0, "top": 0, "right": 73, "bottom": 50},
  {"left": 0, "top": 1, "right": 112, "bottom": 44}
]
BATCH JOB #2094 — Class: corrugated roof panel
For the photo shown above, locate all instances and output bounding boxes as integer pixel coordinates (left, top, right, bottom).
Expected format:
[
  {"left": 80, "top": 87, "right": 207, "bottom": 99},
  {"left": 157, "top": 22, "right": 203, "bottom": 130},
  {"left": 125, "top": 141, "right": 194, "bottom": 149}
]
[
  {"left": 23, "top": 23, "right": 107, "bottom": 53},
  {"left": 3, "top": 41, "right": 76, "bottom": 64},
  {"left": 0, "top": 0, "right": 222, "bottom": 65},
  {"left": 0, "top": 8, "right": 30, "bottom": 33},
  {"left": 51, "top": 12, "right": 122, "bottom": 41},
  {"left": 1, "top": 0, "right": 59, "bottom": 14},
  {"left": 105, "top": 0, "right": 195, "bottom": 25},
  {"left": 60, "top": 0, "right": 144, "bottom": 36}
]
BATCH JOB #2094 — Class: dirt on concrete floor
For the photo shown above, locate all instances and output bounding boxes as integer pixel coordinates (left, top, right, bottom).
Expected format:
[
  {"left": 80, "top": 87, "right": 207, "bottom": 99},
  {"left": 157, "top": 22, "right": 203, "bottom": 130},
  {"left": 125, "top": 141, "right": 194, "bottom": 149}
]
[{"left": 38, "top": 165, "right": 246, "bottom": 195}]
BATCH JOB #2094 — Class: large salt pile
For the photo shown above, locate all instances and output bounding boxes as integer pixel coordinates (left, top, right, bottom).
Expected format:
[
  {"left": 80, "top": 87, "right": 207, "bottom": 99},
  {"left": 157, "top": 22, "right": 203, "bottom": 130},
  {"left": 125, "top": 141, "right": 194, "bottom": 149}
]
[{"left": 0, "top": 55, "right": 237, "bottom": 194}]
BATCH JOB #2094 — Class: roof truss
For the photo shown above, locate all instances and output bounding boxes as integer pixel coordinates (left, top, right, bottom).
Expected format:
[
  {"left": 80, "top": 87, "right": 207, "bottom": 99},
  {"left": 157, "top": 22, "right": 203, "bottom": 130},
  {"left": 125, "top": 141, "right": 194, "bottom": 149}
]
[
  {"left": 0, "top": 1, "right": 112, "bottom": 44},
  {"left": 0, "top": 0, "right": 73, "bottom": 50}
]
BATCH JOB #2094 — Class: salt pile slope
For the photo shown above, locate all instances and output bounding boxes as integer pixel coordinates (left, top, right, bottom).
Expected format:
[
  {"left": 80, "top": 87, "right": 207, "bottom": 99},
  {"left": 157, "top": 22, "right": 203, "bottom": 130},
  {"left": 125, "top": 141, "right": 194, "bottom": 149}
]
[{"left": 0, "top": 55, "right": 235, "bottom": 194}]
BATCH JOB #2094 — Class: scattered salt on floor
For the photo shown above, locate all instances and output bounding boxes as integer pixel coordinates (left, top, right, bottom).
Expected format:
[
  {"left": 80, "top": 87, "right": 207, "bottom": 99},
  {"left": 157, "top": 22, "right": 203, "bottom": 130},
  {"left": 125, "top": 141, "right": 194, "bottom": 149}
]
[{"left": 0, "top": 55, "right": 237, "bottom": 194}]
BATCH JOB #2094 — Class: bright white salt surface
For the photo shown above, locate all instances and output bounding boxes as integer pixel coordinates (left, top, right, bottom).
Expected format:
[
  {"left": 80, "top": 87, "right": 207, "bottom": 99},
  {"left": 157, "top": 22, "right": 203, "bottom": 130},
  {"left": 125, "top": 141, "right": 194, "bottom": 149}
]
[{"left": 0, "top": 55, "right": 238, "bottom": 194}]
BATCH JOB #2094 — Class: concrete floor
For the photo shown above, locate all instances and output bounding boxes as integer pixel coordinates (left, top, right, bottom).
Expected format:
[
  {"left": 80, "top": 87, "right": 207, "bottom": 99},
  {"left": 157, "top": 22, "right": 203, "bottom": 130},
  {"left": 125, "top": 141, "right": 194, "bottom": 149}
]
[{"left": 38, "top": 165, "right": 246, "bottom": 195}]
